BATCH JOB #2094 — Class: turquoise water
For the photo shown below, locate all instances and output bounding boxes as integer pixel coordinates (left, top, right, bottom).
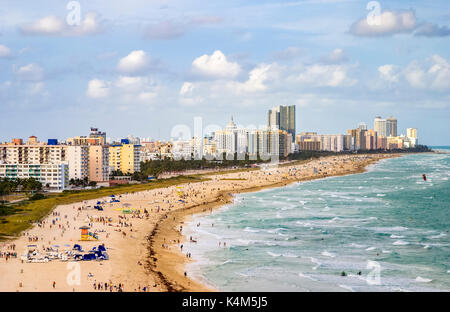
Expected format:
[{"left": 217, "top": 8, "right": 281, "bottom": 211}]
[{"left": 184, "top": 149, "right": 450, "bottom": 292}]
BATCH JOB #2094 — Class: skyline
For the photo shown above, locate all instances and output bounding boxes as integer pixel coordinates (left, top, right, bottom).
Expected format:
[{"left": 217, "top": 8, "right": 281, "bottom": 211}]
[{"left": 0, "top": 0, "right": 449, "bottom": 145}]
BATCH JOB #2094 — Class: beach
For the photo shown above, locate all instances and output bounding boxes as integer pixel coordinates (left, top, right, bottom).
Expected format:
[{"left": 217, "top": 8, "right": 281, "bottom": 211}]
[{"left": 0, "top": 153, "right": 397, "bottom": 292}]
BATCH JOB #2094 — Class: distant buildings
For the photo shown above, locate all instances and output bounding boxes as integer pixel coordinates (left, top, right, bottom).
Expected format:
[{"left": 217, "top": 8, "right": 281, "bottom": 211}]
[
  {"left": 374, "top": 116, "right": 397, "bottom": 138},
  {"left": 374, "top": 116, "right": 387, "bottom": 137},
  {"left": 0, "top": 128, "right": 137, "bottom": 189},
  {"left": 386, "top": 117, "right": 398, "bottom": 137},
  {"left": 295, "top": 132, "right": 348, "bottom": 152},
  {"left": 268, "top": 105, "right": 296, "bottom": 142},
  {"left": 214, "top": 117, "right": 248, "bottom": 156},
  {"left": 0, "top": 108, "right": 423, "bottom": 190}
]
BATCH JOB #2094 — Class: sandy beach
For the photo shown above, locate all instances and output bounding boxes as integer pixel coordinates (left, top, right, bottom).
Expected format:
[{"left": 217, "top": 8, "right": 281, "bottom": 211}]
[{"left": 0, "top": 154, "right": 397, "bottom": 292}]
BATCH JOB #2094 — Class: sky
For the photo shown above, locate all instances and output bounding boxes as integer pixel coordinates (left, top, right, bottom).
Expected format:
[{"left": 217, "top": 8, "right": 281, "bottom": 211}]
[{"left": 0, "top": 0, "right": 449, "bottom": 145}]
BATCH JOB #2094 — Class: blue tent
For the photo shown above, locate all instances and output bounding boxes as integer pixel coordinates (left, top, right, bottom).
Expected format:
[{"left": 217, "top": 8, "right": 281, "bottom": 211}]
[
  {"left": 73, "top": 244, "right": 82, "bottom": 251},
  {"left": 98, "top": 245, "right": 106, "bottom": 252},
  {"left": 83, "top": 253, "right": 97, "bottom": 261}
]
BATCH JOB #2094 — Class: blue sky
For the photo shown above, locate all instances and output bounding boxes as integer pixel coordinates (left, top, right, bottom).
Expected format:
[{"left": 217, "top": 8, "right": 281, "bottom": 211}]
[{"left": 0, "top": 0, "right": 449, "bottom": 145}]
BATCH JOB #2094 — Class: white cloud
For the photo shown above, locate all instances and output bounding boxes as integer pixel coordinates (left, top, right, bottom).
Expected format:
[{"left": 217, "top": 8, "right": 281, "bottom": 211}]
[
  {"left": 233, "top": 63, "right": 275, "bottom": 93},
  {"left": 0, "top": 45, "right": 12, "bottom": 58},
  {"left": 320, "top": 48, "right": 348, "bottom": 64},
  {"left": 192, "top": 50, "right": 241, "bottom": 79},
  {"left": 180, "top": 82, "right": 195, "bottom": 96},
  {"left": 291, "top": 64, "right": 357, "bottom": 87},
  {"left": 15, "top": 63, "right": 44, "bottom": 81},
  {"left": 115, "top": 76, "right": 153, "bottom": 92},
  {"left": 117, "top": 50, "right": 150, "bottom": 74},
  {"left": 404, "top": 55, "right": 450, "bottom": 91},
  {"left": 376, "top": 55, "right": 450, "bottom": 91},
  {"left": 378, "top": 64, "right": 400, "bottom": 83},
  {"left": 349, "top": 10, "right": 416, "bottom": 37},
  {"left": 20, "top": 12, "right": 102, "bottom": 36},
  {"left": 87, "top": 75, "right": 160, "bottom": 104},
  {"left": 87, "top": 79, "right": 109, "bottom": 98}
]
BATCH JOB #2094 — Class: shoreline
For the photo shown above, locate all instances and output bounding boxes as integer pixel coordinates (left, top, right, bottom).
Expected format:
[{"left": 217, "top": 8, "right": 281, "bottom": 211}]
[
  {"left": 0, "top": 153, "right": 401, "bottom": 292},
  {"left": 150, "top": 153, "right": 400, "bottom": 292}
]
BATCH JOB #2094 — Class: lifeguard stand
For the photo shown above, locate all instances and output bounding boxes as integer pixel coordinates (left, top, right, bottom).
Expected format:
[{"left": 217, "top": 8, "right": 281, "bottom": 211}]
[{"left": 80, "top": 226, "right": 90, "bottom": 241}]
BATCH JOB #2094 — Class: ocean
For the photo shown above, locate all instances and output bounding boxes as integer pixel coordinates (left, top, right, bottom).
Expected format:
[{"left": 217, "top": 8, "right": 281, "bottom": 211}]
[{"left": 183, "top": 148, "right": 450, "bottom": 292}]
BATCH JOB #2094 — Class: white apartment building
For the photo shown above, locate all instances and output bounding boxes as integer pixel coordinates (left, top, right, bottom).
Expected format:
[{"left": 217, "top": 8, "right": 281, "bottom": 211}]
[
  {"left": 214, "top": 117, "right": 248, "bottom": 156},
  {"left": 3, "top": 145, "right": 67, "bottom": 164},
  {"left": 0, "top": 163, "right": 69, "bottom": 190},
  {"left": 319, "top": 134, "right": 345, "bottom": 152},
  {"left": 67, "top": 145, "right": 89, "bottom": 181}
]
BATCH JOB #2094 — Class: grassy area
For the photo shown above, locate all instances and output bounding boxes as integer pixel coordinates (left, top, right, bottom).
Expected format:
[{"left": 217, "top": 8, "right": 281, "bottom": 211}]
[
  {"left": 0, "top": 175, "right": 207, "bottom": 239},
  {"left": 198, "top": 167, "right": 259, "bottom": 177}
]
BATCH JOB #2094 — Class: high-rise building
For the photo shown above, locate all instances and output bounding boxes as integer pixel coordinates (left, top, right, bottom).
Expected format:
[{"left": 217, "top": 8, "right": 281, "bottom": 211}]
[
  {"left": 347, "top": 128, "right": 367, "bottom": 150},
  {"left": 406, "top": 128, "right": 417, "bottom": 139},
  {"left": 67, "top": 145, "right": 89, "bottom": 181},
  {"left": 374, "top": 116, "right": 387, "bottom": 137},
  {"left": 89, "top": 145, "right": 110, "bottom": 182},
  {"left": 386, "top": 117, "right": 397, "bottom": 137},
  {"left": 406, "top": 128, "right": 418, "bottom": 148},
  {"left": 214, "top": 117, "right": 249, "bottom": 156},
  {"left": 108, "top": 143, "right": 141, "bottom": 174},
  {"left": 268, "top": 105, "right": 296, "bottom": 142},
  {"left": 365, "top": 129, "right": 378, "bottom": 150}
]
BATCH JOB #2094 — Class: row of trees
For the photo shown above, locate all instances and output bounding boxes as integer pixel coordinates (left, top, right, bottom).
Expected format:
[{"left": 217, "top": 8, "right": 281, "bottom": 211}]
[
  {"left": 140, "top": 153, "right": 272, "bottom": 179},
  {"left": 69, "top": 177, "right": 97, "bottom": 187},
  {"left": 0, "top": 177, "right": 42, "bottom": 196}
]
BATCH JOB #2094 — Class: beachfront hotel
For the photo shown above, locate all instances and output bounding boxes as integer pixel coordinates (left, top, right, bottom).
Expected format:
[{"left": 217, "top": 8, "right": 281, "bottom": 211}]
[
  {"left": 109, "top": 140, "right": 141, "bottom": 174},
  {"left": 0, "top": 128, "right": 116, "bottom": 189},
  {"left": 67, "top": 145, "right": 90, "bottom": 181},
  {"left": 0, "top": 163, "right": 69, "bottom": 190},
  {"left": 89, "top": 145, "right": 110, "bottom": 182},
  {"left": 295, "top": 132, "right": 350, "bottom": 152},
  {"left": 214, "top": 117, "right": 249, "bottom": 155}
]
